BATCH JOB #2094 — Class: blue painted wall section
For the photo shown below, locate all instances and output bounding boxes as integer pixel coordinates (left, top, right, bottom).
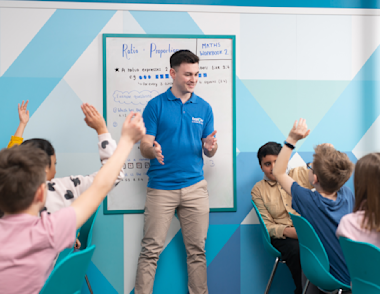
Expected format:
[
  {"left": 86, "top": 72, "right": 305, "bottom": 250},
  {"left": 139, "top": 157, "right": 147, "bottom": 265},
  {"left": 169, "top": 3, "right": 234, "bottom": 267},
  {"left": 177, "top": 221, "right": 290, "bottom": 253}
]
[
  {"left": 81, "top": 261, "right": 119, "bottom": 294},
  {"left": 207, "top": 226, "right": 241, "bottom": 294},
  {"left": 0, "top": 9, "right": 116, "bottom": 148},
  {"left": 300, "top": 44, "right": 380, "bottom": 152},
  {"left": 92, "top": 203, "right": 124, "bottom": 294},
  {"left": 241, "top": 225, "right": 295, "bottom": 293}
]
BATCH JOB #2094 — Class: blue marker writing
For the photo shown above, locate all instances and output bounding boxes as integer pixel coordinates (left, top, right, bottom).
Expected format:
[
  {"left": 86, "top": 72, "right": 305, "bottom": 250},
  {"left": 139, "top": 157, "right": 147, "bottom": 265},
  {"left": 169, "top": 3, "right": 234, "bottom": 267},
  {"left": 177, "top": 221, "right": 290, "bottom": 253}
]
[{"left": 122, "top": 44, "right": 139, "bottom": 60}]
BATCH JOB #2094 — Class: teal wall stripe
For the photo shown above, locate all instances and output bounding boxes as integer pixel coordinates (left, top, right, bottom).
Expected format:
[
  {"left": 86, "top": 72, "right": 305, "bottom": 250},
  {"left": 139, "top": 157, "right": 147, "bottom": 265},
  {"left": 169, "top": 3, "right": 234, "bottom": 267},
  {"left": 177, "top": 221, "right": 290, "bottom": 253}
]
[
  {"left": 81, "top": 261, "right": 119, "bottom": 294},
  {"left": 31, "top": 0, "right": 380, "bottom": 9},
  {"left": 91, "top": 203, "right": 124, "bottom": 294}
]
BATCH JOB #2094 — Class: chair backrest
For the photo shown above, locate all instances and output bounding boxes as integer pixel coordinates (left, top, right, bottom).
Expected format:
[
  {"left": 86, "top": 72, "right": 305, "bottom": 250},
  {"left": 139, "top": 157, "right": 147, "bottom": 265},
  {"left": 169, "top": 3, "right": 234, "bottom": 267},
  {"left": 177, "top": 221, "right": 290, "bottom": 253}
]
[
  {"left": 40, "top": 245, "right": 96, "bottom": 294},
  {"left": 339, "top": 237, "right": 380, "bottom": 294},
  {"left": 79, "top": 206, "right": 100, "bottom": 249},
  {"left": 290, "top": 213, "right": 350, "bottom": 291},
  {"left": 251, "top": 200, "right": 281, "bottom": 258}
]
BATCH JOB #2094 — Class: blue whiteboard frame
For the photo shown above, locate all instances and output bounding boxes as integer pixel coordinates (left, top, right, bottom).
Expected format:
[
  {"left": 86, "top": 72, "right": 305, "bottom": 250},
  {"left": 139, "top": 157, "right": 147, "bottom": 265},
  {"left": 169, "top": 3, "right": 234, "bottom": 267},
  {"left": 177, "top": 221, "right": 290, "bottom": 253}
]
[{"left": 103, "top": 34, "right": 236, "bottom": 214}]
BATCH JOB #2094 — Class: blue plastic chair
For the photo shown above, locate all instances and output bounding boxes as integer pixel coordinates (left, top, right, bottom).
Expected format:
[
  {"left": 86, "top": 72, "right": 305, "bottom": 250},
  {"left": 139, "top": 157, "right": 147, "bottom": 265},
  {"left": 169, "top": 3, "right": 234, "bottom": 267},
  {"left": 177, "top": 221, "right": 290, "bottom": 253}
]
[
  {"left": 40, "top": 245, "right": 96, "bottom": 294},
  {"left": 55, "top": 206, "right": 100, "bottom": 293},
  {"left": 78, "top": 206, "right": 100, "bottom": 250},
  {"left": 251, "top": 200, "right": 285, "bottom": 294},
  {"left": 78, "top": 206, "right": 100, "bottom": 294},
  {"left": 289, "top": 213, "right": 351, "bottom": 294},
  {"left": 339, "top": 237, "right": 380, "bottom": 294}
]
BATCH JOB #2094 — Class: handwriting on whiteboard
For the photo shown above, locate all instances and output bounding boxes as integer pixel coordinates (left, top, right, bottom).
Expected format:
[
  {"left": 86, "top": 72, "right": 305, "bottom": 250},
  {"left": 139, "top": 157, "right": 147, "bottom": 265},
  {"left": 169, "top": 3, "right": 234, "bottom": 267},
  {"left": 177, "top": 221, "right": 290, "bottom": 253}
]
[{"left": 113, "top": 90, "right": 159, "bottom": 104}]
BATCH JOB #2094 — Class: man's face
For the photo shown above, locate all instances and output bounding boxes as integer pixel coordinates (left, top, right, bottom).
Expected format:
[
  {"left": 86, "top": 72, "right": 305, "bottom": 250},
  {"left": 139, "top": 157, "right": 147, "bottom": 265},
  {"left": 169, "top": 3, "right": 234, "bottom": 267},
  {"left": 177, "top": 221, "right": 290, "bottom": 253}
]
[
  {"left": 260, "top": 154, "right": 278, "bottom": 181},
  {"left": 170, "top": 62, "right": 199, "bottom": 94}
]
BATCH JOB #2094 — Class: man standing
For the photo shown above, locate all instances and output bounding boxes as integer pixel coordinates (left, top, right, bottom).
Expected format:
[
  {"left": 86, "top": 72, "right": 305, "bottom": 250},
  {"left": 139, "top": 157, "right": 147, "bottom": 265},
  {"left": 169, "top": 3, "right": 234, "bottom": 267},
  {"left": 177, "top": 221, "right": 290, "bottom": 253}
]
[{"left": 135, "top": 50, "right": 217, "bottom": 294}]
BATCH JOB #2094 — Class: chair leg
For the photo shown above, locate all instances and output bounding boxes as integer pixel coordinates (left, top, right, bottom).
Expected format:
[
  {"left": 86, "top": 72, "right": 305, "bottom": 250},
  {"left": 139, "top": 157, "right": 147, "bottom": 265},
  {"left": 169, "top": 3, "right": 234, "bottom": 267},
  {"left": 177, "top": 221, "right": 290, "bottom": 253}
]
[
  {"left": 265, "top": 257, "right": 280, "bottom": 294},
  {"left": 302, "top": 279, "right": 310, "bottom": 294},
  {"left": 85, "top": 275, "right": 93, "bottom": 294}
]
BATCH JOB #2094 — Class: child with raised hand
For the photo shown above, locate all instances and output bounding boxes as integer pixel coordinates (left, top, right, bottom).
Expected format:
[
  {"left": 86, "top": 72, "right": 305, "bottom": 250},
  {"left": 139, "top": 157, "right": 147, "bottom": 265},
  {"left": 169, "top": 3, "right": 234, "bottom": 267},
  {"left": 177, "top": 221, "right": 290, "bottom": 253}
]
[
  {"left": 273, "top": 118, "right": 354, "bottom": 286},
  {"left": 8, "top": 102, "right": 124, "bottom": 214},
  {"left": 337, "top": 153, "right": 380, "bottom": 247},
  {"left": 0, "top": 111, "right": 145, "bottom": 294}
]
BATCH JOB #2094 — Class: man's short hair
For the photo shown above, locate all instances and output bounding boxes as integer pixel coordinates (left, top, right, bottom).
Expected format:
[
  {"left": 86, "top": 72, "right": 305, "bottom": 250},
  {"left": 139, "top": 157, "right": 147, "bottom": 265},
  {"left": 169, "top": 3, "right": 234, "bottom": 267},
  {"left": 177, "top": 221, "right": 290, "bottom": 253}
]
[
  {"left": 22, "top": 139, "right": 55, "bottom": 167},
  {"left": 257, "top": 142, "right": 282, "bottom": 166},
  {"left": 313, "top": 145, "right": 354, "bottom": 193},
  {"left": 0, "top": 145, "right": 49, "bottom": 213},
  {"left": 170, "top": 50, "right": 199, "bottom": 69}
]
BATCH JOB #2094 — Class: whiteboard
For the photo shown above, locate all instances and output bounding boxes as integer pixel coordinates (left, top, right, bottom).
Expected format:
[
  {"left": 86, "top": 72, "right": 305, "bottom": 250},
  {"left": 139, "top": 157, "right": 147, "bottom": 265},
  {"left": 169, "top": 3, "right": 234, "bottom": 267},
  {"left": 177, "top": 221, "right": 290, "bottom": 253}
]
[{"left": 103, "top": 34, "right": 236, "bottom": 214}]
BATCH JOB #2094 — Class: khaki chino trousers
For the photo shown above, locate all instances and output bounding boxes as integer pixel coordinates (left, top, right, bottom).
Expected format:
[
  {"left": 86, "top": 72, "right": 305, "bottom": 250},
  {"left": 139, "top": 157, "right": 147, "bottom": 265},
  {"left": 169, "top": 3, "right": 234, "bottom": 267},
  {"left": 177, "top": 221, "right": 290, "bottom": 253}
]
[{"left": 135, "top": 180, "right": 209, "bottom": 294}]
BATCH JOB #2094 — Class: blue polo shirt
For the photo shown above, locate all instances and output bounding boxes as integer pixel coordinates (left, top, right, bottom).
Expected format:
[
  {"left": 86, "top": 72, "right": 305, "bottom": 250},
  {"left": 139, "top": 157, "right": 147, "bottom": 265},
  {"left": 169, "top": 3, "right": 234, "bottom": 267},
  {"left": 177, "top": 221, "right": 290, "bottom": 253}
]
[
  {"left": 291, "top": 182, "right": 354, "bottom": 285},
  {"left": 143, "top": 88, "right": 214, "bottom": 190}
]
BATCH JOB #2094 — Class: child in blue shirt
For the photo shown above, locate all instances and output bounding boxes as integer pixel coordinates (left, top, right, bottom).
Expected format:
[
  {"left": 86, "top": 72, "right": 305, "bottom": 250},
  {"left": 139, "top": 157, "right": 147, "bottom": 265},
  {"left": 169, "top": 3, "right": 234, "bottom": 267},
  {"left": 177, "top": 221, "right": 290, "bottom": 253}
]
[{"left": 273, "top": 118, "right": 354, "bottom": 286}]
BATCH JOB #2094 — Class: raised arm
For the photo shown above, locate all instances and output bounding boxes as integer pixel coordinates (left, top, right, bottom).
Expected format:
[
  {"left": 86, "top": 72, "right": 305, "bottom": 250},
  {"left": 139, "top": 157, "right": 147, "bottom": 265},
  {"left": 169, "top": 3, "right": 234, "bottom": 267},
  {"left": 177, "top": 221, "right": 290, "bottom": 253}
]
[
  {"left": 43, "top": 104, "right": 125, "bottom": 214},
  {"left": 71, "top": 112, "right": 145, "bottom": 229},
  {"left": 81, "top": 103, "right": 108, "bottom": 135},
  {"left": 8, "top": 101, "right": 29, "bottom": 148},
  {"left": 273, "top": 118, "right": 310, "bottom": 195}
]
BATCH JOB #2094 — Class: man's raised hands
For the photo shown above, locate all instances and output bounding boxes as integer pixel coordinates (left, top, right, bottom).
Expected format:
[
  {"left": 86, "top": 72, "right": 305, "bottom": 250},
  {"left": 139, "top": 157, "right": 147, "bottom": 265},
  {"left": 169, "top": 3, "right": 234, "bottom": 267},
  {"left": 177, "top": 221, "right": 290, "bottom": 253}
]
[
  {"left": 153, "top": 141, "right": 164, "bottom": 165},
  {"left": 203, "top": 130, "right": 218, "bottom": 152}
]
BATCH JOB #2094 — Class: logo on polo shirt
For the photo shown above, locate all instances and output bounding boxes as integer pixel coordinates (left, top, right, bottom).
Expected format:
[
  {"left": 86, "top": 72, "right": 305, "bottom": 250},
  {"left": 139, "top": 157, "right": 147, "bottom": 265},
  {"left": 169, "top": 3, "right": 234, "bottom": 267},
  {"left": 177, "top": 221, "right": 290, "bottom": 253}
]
[{"left": 192, "top": 117, "right": 204, "bottom": 125}]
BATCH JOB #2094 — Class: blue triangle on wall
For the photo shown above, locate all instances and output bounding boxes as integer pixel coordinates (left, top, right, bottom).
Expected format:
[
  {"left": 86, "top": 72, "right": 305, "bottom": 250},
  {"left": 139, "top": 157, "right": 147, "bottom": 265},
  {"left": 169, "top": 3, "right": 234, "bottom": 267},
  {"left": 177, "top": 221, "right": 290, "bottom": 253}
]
[
  {"left": 207, "top": 226, "right": 241, "bottom": 294},
  {"left": 206, "top": 224, "right": 239, "bottom": 266},
  {"left": 23, "top": 79, "right": 99, "bottom": 153}
]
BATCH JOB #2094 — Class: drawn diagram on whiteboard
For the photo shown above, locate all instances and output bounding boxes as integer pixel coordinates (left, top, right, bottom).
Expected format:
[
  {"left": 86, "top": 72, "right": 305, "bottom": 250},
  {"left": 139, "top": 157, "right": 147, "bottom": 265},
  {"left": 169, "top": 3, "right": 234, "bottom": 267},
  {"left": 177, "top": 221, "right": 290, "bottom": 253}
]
[{"left": 113, "top": 90, "right": 159, "bottom": 105}]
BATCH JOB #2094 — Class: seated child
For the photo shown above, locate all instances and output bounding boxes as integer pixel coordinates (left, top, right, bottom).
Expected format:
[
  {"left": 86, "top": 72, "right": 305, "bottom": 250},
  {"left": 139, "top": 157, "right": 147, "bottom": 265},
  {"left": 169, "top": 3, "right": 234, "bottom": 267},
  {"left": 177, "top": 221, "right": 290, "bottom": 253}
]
[
  {"left": 273, "top": 118, "right": 354, "bottom": 286},
  {"left": 252, "top": 142, "right": 313, "bottom": 294},
  {"left": 337, "top": 153, "right": 380, "bottom": 247},
  {"left": 0, "top": 111, "right": 145, "bottom": 294},
  {"left": 8, "top": 102, "right": 124, "bottom": 214}
]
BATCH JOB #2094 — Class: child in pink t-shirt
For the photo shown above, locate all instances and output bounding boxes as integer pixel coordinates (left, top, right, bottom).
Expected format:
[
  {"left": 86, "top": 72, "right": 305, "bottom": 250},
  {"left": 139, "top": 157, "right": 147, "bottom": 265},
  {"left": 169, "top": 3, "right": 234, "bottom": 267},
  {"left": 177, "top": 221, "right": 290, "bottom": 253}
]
[
  {"left": 337, "top": 153, "right": 380, "bottom": 248},
  {"left": 0, "top": 111, "right": 145, "bottom": 294}
]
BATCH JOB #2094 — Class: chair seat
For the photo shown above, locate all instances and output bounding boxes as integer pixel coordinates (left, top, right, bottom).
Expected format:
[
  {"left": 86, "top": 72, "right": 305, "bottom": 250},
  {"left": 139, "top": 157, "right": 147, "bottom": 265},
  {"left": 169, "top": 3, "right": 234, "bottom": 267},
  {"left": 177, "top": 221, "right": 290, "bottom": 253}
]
[{"left": 290, "top": 213, "right": 350, "bottom": 293}]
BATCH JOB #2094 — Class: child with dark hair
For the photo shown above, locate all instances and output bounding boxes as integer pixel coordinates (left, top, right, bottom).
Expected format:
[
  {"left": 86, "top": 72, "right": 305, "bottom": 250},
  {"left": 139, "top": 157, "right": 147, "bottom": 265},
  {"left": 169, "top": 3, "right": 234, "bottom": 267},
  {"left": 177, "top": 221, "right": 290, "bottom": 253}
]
[
  {"left": 252, "top": 142, "right": 313, "bottom": 294},
  {"left": 0, "top": 112, "right": 145, "bottom": 294},
  {"left": 7, "top": 102, "right": 125, "bottom": 248},
  {"left": 273, "top": 119, "right": 354, "bottom": 286},
  {"left": 8, "top": 102, "right": 124, "bottom": 214},
  {"left": 337, "top": 153, "right": 380, "bottom": 247}
]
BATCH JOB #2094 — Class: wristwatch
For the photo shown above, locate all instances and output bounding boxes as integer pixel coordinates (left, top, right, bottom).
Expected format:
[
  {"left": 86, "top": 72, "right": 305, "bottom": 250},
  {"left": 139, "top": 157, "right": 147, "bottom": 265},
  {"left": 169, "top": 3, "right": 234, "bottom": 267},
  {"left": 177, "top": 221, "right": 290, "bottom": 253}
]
[{"left": 284, "top": 141, "right": 295, "bottom": 150}]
